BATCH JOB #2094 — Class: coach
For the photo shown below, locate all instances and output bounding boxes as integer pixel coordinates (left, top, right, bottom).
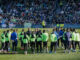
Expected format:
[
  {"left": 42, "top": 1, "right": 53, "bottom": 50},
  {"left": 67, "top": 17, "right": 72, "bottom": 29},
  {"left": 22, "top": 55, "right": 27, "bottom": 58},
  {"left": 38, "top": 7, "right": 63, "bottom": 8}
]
[{"left": 11, "top": 30, "right": 18, "bottom": 53}]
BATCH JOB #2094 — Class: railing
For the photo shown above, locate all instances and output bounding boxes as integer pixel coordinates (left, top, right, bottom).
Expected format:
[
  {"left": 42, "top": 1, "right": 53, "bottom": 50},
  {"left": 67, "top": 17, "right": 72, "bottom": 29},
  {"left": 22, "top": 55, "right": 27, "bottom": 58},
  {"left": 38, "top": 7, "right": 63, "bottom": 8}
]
[{"left": 0, "top": 24, "right": 80, "bottom": 28}]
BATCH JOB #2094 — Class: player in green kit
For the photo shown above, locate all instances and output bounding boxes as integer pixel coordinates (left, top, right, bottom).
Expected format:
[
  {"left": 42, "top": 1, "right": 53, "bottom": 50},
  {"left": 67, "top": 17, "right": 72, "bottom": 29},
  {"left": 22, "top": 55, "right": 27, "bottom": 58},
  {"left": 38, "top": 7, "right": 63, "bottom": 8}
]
[
  {"left": 75, "top": 30, "right": 80, "bottom": 52},
  {"left": 0, "top": 31, "right": 6, "bottom": 53},
  {"left": 19, "top": 29, "right": 24, "bottom": 50},
  {"left": 49, "top": 29, "right": 57, "bottom": 53},
  {"left": 62, "top": 28, "right": 67, "bottom": 53},
  {"left": 36, "top": 30, "right": 42, "bottom": 53},
  {"left": 71, "top": 29, "right": 76, "bottom": 52},
  {"left": 5, "top": 30, "right": 10, "bottom": 52},
  {"left": 30, "top": 31, "right": 36, "bottom": 54},
  {"left": 26, "top": 28, "right": 31, "bottom": 49},
  {"left": 35, "top": 28, "right": 39, "bottom": 50},
  {"left": 22, "top": 32, "right": 28, "bottom": 55},
  {"left": 69, "top": 28, "right": 73, "bottom": 50},
  {"left": 42, "top": 30, "right": 49, "bottom": 53},
  {"left": 8, "top": 29, "right": 12, "bottom": 52}
]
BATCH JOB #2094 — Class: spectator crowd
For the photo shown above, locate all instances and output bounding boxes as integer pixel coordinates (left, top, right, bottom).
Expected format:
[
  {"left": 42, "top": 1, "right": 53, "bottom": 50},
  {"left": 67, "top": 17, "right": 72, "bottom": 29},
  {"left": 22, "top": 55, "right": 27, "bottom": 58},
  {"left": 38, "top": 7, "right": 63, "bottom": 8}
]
[{"left": 0, "top": 0, "right": 80, "bottom": 28}]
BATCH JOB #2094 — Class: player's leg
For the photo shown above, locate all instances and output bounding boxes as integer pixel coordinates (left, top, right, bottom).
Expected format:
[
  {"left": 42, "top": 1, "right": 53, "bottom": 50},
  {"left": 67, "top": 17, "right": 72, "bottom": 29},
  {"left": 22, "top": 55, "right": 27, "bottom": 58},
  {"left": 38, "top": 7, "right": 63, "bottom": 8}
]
[
  {"left": 21, "top": 40, "right": 24, "bottom": 50},
  {"left": 40, "top": 41, "right": 42, "bottom": 53},
  {"left": 57, "top": 39, "right": 59, "bottom": 48},
  {"left": 33, "top": 42, "right": 35, "bottom": 54},
  {"left": 72, "top": 41, "right": 76, "bottom": 52},
  {"left": 36, "top": 42, "right": 39, "bottom": 53},
  {"left": 78, "top": 41, "right": 80, "bottom": 51},
  {"left": 75, "top": 41, "right": 77, "bottom": 50},
  {"left": 14, "top": 41, "right": 18, "bottom": 53},
  {"left": 49, "top": 42, "right": 53, "bottom": 53},
  {"left": 30, "top": 42, "right": 33, "bottom": 53},
  {"left": 24, "top": 43, "right": 27, "bottom": 54},
  {"left": 0, "top": 42, "right": 5, "bottom": 52},
  {"left": 7, "top": 41, "right": 9, "bottom": 52},
  {"left": 12, "top": 42, "right": 15, "bottom": 53},
  {"left": 43, "top": 42, "right": 45, "bottom": 53},
  {"left": 73, "top": 41, "right": 76, "bottom": 52},
  {"left": 61, "top": 37, "right": 64, "bottom": 48},
  {"left": 46, "top": 42, "right": 48, "bottom": 53},
  {"left": 68, "top": 41, "right": 71, "bottom": 53},
  {"left": 54, "top": 42, "right": 57, "bottom": 53},
  {"left": 64, "top": 40, "right": 67, "bottom": 53},
  {"left": 5, "top": 41, "right": 7, "bottom": 52}
]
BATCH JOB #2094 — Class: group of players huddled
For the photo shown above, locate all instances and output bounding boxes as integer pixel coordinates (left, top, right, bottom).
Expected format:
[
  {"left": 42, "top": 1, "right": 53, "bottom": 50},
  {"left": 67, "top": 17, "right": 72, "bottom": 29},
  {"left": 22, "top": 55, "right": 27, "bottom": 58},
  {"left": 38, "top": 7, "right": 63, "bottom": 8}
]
[{"left": 0, "top": 27, "right": 80, "bottom": 54}]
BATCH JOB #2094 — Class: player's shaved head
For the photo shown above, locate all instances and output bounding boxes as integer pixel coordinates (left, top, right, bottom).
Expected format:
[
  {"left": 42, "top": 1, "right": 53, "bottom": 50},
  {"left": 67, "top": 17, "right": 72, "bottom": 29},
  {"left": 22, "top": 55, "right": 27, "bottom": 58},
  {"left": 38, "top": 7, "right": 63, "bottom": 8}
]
[
  {"left": 43, "top": 30, "right": 45, "bottom": 33},
  {"left": 22, "top": 29, "right": 24, "bottom": 31}
]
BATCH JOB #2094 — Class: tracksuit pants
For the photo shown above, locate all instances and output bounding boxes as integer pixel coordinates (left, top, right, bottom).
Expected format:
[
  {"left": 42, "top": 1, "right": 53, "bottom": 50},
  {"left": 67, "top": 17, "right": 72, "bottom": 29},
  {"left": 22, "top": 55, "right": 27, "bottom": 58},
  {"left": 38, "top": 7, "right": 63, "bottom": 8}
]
[
  {"left": 5, "top": 41, "right": 9, "bottom": 51},
  {"left": 31, "top": 42, "right": 35, "bottom": 53},
  {"left": 43, "top": 42, "right": 47, "bottom": 48},
  {"left": 58, "top": 37, "right": 63, "bottom": 47},
  {"left": 75, "top": 41, "right": 80, "bottom": 50},
  {"left": 1, "top": 42, "right": 5, "bottom": 50},
  {"left": 12, "top": 41, "right": 18, "bottom": 51},
  {"left": 23, "top": 43, "right": 28, "bottom": 51},
  {"left": 20, "top": 38, "right": 23, "bottom": 47},
  {"left": 36, "top": 41, "right": 42, "bottom": 53},
  {"left": 50, "top": 42, "right": 57, "bottom": 52},
  {"left": 63, "top": 40, "right": 71, "bottom": 50},
  {"left": 21, "top": 40, "right": 23, "bottom": 47},
  {"left": 72, "top": 41, "right": 76, "bottom": 50}
]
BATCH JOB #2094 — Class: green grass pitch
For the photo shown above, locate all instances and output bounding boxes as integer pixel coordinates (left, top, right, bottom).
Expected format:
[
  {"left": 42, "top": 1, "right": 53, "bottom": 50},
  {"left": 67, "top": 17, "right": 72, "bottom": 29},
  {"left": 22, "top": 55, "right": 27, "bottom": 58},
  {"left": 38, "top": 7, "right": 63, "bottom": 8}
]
[{"left": 0, "top": 28, "right": 80, "bottom": 60}]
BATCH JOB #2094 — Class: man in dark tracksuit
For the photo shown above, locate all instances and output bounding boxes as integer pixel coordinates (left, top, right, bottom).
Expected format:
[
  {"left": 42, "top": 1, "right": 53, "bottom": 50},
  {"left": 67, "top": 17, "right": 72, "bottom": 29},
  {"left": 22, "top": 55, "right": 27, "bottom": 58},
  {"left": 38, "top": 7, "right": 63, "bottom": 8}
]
[
  {"left": 59, "top": 28, "right": 64, "bottom": 48},
  {"left": 23, "top": 32, "right": 28, "bottom": 54},
  {"left": 30, "top": 31, "right": 36, "bottom": 54},
  {"left": 0, "top": 31, "right": 6, "bottom": 52},
  {"left": 5, "top": 30, "right": 10, "bottom": 52},
  {"left": 66, "top": 29, "right": 72, "bottom": 53},
  {"left": 26, "top": 28, "right": 31, "bottom": 48},
  {"left": 49, "top": 29, "right": 58, "bottom": 53},
  {"left": 42, "top": 30, "right": 49, "bottom": 53},
  {"left": 75, "top": 31, "right": 80, "bottom": 52},
  {"left": 11, "top": 30, "right": 18, "bottom": 53},
  {"left": 63, "top": 29, "right": 67, "bottom": 53},
  {"left": 19, "top": 29, "right": 24, "bottom": 49},
  {"left": 35, "top": 28, "right": 39, "bottom": 50},
  {"left": 71, "top": 29, "right": 76, "bottom": 52}
]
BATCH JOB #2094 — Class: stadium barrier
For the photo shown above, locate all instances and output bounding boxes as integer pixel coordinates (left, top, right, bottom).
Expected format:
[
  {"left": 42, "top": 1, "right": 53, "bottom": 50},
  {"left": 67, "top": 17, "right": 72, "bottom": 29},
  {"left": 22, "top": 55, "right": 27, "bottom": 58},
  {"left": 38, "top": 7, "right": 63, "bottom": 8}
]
[{"left": 0, "top": 24, "right": 80, "bottom": 28}]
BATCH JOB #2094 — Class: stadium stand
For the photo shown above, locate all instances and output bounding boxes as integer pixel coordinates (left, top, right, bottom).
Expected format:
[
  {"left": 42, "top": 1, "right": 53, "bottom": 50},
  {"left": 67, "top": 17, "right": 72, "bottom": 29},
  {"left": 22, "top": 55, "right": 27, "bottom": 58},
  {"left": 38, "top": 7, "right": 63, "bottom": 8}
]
[{"left": 0, "top": 0, "right": 80, "bottom": 28}]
